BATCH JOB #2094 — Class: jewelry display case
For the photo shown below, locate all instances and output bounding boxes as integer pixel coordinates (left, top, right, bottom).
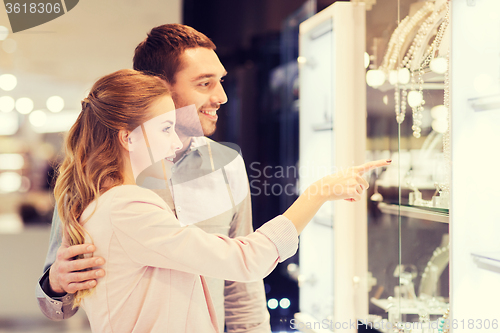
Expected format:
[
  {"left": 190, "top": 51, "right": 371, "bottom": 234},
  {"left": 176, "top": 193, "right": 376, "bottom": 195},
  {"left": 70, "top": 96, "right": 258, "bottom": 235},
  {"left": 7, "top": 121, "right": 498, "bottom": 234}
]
[{"left": 297, "top": 0, "right": 500, "bottom": 332}]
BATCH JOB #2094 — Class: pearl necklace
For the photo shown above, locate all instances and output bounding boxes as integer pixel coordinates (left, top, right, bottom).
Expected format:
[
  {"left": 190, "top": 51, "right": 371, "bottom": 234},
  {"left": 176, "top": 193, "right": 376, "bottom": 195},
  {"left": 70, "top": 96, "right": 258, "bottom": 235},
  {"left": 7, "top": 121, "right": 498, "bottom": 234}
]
[
  {"left": 420, "top": 5, "right": 450, "bottom": 70},
  {"left": 388, "top": 2, "right": 435, "bottom": 124},
  {"left": 381, "top": 2, "right": 435, "bottom": 74},
  {"left": 401, "top": 2, "right": 447, "bottom": 71},
  {"left": 441, "top": 50, "right": 451, "bottom": 194},
  {"left": 438, "top": 308, "right": 450, "bottom": 333},
  {"left": 399, "top": 1, "right": 449, "bottom": 134}
]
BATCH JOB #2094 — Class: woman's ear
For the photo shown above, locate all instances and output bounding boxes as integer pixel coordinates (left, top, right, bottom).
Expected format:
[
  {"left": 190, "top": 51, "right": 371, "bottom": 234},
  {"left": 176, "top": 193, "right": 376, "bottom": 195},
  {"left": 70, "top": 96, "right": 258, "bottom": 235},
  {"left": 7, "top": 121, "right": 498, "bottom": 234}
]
[{"left": 118, "top": 129, "right": 133, "bottom": 152}]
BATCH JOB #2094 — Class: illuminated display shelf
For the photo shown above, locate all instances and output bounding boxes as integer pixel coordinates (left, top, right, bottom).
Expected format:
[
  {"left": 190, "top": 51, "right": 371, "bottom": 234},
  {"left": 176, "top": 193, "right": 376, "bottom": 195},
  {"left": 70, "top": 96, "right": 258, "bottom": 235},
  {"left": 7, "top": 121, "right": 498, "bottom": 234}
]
[
  {"left": 471, "top": 252, "right": 500, "bottom": 273},
  {"left": 376, "top": 68, "right": 445, "bottom": 92},
  {"left": 377, "top": 202, "right": 449, "bottom": 223},
  {"left": 468, "top": 94, "right": 500, "bottom": 112}
]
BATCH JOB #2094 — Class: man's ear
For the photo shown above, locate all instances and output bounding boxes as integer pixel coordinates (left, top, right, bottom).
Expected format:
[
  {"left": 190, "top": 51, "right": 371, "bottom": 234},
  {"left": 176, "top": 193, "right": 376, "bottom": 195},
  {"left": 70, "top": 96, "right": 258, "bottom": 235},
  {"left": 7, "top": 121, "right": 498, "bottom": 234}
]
[{"left": 118, "top": 129, "right": 133, "bottom": 152}]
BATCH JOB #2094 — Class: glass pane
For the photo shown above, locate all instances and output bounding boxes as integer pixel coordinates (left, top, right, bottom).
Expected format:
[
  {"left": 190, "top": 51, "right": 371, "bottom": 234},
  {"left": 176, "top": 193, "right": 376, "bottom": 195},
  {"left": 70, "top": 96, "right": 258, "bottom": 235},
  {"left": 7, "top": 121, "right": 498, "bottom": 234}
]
[{"left": 367, "top": 0, "right": 450, "bottom": 329}]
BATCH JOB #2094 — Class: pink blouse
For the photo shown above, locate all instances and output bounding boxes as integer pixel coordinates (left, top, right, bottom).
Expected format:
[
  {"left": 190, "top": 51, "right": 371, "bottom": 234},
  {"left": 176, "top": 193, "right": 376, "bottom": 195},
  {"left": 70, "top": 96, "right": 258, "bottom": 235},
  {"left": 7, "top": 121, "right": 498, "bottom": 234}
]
[{"left": 80, "top": 185, "right": 298, "bottom": 333}]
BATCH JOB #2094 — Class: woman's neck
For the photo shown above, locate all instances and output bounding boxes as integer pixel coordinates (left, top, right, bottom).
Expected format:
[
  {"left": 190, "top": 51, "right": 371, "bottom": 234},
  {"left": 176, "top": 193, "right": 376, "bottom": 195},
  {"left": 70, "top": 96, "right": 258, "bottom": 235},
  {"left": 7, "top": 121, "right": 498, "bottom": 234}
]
[{"left": 121, "top": 154, "right": 137, "bottom": 185}]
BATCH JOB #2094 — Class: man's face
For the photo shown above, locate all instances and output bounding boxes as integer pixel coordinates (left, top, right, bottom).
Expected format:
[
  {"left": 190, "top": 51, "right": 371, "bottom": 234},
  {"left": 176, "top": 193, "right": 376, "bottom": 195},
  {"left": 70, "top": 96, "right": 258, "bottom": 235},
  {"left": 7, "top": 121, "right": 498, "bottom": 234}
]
[{"left": 169, "top": 47, "right": 228, "bottom": 137}]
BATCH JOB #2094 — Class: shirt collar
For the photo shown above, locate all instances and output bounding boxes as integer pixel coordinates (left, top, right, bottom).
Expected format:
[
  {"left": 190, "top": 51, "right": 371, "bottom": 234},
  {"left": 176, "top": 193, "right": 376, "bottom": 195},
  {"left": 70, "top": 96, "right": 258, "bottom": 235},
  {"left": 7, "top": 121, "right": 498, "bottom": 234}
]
[
  {"left": 188, "top": 136, "right": 209, "bottom": 156},
  {"left": 174, "top": 136, "right": 207, "bottom": 166}
]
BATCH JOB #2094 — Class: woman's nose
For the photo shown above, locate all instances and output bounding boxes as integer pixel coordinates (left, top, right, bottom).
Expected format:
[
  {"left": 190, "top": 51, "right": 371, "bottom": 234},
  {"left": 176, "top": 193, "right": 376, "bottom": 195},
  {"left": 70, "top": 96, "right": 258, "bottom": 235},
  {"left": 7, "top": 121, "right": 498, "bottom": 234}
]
[{"left": 173, "top": 131, "right": 182, "bottom": 152}]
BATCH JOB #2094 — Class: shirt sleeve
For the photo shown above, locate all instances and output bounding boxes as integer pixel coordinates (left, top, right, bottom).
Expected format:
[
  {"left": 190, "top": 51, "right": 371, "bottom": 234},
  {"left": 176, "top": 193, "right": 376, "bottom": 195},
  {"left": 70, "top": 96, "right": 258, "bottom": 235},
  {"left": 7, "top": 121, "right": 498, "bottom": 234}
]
[
  {"left": 110, "top": 187, "right": 298, "bottom": 282},
  {"left": 36, "top": 207, "right": 78, "bottom": 320}
]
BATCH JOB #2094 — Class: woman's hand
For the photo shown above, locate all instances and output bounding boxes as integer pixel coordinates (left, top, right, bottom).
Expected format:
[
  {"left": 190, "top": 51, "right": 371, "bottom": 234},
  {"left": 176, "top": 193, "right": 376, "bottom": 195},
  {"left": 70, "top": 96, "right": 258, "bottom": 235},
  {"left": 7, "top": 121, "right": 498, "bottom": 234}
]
[
  {"left": 284, "top": 159, "right": 391, "bottom": 234},
  {"left": 312, "top": 159, "right": 391, "bottom": 202}
]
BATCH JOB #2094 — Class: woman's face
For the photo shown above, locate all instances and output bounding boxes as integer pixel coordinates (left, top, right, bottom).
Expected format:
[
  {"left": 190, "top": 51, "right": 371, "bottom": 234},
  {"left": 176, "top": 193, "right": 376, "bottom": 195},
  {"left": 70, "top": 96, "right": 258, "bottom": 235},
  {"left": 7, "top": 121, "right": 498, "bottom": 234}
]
[{"left": 128, "top": 95, "right": 182, "bottom": 182}]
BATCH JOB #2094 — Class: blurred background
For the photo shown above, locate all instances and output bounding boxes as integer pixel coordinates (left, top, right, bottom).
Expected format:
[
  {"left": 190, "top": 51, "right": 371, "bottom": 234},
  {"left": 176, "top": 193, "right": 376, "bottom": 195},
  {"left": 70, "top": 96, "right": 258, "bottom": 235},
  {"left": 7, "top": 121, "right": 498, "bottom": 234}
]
[{"left": 0, "top": 0, "right": 454, "bottom": 332}]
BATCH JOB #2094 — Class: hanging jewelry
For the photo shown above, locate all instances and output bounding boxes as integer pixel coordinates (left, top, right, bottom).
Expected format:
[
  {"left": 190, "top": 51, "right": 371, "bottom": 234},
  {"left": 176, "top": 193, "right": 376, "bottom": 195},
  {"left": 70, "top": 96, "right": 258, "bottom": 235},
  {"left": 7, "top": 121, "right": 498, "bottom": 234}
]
[
  {"left": 400, "top": 1, "right": 448, "bottom": 135},
  {"left": 438, "top": 308, "right": 450, "bottom": 333},
  {"left": 441, "top": 50, "right": 451, "bottom": 195},
  {"left": 381, "top": 2, "right": 435, "bottom": 74},
  {"left": 420, "top": 5, "right": 450, "bottom": 69}
]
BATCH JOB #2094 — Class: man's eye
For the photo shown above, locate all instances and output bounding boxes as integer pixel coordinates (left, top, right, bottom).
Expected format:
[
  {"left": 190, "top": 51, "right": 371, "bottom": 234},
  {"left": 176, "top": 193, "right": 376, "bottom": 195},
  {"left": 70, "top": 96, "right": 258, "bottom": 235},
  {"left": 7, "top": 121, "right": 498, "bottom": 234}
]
[
  {"left": 200, "top": 82, "right": 210, "bottom": 87},
  {"left": 162, "top": 126, "right": 171, "bottom": 133}
]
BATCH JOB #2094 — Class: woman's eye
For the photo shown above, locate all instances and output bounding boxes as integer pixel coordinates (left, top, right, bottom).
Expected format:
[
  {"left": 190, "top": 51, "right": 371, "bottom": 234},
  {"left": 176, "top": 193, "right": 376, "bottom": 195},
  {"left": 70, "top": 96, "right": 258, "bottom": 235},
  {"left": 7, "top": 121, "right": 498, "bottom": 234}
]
[{"left": 162, "top": 126, "right": 171, "bottom": 133}]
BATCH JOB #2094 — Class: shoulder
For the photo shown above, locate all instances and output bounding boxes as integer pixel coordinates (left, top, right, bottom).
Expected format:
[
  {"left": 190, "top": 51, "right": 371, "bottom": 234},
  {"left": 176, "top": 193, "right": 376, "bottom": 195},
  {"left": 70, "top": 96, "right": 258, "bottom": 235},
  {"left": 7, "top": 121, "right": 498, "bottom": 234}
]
[
  {"left": 203, "top": 138, "right": 247, "bottom": 175},
  {"left": 204, "top": 137, "right": 242, "bottom": 159},
  {"left": 108, "top": 185, "right": 168, "bottom": 211}
]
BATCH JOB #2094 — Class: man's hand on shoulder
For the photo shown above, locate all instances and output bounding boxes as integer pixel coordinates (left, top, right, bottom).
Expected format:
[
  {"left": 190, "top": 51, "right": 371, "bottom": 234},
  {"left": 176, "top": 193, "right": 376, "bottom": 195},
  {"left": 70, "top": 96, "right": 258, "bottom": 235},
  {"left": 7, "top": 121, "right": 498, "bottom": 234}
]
[{"left": 49, "top": 234, "right": 105, "bottom": 295}]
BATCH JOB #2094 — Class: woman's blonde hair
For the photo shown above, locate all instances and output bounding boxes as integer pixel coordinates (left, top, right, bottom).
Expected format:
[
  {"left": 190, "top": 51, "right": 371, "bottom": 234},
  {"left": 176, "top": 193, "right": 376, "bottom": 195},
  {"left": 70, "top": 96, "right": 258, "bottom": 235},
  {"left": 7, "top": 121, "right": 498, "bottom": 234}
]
[{"left": 54, "top": 69, "right": 169, "bottom": 306}]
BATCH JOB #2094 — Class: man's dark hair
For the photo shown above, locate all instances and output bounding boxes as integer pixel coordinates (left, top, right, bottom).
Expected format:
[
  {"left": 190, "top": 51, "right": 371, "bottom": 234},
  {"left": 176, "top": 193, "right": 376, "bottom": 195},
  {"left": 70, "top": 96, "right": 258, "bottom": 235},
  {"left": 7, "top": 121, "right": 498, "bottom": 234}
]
[{"left": 133, "top": 24, "right": 216, "bottom": 84}]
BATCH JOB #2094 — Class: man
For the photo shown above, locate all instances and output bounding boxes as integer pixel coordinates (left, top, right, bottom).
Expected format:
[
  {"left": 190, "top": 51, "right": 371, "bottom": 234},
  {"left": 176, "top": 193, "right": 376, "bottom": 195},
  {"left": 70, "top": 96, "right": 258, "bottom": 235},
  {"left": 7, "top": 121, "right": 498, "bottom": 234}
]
[{"left": 36, "top": 24, "right": 271, "bottom": 333}]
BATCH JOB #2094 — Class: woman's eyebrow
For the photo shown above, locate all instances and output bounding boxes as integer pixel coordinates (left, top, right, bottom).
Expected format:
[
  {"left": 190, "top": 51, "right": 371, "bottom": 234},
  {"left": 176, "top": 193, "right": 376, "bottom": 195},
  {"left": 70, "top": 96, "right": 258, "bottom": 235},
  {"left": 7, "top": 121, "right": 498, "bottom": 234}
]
[{"left": 161, "top": 120, "right": 174, "bottom": 125}]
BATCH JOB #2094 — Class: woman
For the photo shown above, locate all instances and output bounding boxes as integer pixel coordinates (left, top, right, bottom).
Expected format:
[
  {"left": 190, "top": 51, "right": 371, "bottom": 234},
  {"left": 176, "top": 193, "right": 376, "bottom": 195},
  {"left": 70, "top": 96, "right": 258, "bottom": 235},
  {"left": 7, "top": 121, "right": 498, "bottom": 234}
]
[{"left": 54, "top": 69, "right": 389, "bottom": 332}]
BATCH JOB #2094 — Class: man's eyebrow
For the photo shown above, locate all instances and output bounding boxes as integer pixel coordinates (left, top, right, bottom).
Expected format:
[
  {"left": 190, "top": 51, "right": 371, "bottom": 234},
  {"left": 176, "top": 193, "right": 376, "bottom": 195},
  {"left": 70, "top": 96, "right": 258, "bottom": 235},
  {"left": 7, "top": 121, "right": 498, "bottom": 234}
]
[{"left": 191, "top": 71, "right": 228, "bottom": 82}]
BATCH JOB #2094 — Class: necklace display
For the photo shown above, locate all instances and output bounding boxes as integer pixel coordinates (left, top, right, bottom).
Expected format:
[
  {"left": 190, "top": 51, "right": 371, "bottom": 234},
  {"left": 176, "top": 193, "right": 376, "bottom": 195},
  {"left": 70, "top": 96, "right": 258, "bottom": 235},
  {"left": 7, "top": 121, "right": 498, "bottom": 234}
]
[
  {"left": 384, "top": 2, "right": 435, "bottom": 124},
  {"left": 399, "top": 1, "right": 449, "bottom": 136},
  {"left": 441, "top": 50, "right": 451, "bottom": 195},
  {"left": 380, "top": 2, "right": 434, "bottom": 74},
  {"left": 420, "top": 6, "right": 450, "bottom": 70},
  {"left": 438, "top": 308, "right": 450, "bottom": 333}
]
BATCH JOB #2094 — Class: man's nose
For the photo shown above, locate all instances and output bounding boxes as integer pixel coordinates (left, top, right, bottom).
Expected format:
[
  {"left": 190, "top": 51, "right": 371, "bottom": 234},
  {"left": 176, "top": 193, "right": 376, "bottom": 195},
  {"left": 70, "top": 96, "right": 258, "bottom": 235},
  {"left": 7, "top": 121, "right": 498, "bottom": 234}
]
[{"left": 211, "top": 81, "right": 227, "bottom": 105}]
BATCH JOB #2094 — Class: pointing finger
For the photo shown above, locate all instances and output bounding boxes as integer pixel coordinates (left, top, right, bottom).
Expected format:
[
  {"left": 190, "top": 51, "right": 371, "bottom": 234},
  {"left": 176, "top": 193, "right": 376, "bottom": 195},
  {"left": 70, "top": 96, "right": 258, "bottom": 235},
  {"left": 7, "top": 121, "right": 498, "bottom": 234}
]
[
  {"left": 353, "top": 159, "right": 392, "bottom": 175},
  {"left": 356, "top": 174, "right": 369, "bottom": 190}
]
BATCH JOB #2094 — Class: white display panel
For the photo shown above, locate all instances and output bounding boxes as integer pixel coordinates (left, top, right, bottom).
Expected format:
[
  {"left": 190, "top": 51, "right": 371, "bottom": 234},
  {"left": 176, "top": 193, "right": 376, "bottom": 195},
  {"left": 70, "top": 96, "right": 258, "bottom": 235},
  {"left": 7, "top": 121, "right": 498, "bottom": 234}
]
[
  {"left": 298, "top": 3, "right": 366, "bottom": 332},
  {"left": 298, "top": 16, "right": 335, "bottom": 324},
  {"left": 450, "top": 0, "right": 500, "bottom": 329}
]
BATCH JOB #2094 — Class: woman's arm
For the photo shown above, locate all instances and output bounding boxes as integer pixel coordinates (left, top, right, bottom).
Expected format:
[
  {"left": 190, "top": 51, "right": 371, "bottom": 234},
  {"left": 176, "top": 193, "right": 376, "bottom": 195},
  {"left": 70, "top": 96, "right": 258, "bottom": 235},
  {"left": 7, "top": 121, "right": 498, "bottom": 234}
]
[
  {"left": 284, "top": 159, "right": 391, "bottom": 234},
  {"left": 109, "top": 160, "right": 389, "bottom": 282},
  {"left": 110, "top": 189, "right": 296, "bottom": 282}
]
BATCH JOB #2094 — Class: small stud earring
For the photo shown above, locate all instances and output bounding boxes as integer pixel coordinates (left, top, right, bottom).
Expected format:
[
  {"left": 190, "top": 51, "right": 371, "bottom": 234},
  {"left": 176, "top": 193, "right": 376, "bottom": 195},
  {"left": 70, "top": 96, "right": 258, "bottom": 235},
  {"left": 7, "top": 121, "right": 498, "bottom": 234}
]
[{"left": 128, "top": 137, "right": 132, "bottom": 144}]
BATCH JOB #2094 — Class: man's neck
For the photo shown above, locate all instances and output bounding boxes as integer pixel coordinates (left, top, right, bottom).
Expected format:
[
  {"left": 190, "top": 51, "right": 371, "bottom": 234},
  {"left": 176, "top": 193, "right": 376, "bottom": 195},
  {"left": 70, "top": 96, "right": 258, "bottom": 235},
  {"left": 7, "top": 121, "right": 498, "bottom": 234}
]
[{"left": 173, "top": 134, "right": 194, "bottom": 163}]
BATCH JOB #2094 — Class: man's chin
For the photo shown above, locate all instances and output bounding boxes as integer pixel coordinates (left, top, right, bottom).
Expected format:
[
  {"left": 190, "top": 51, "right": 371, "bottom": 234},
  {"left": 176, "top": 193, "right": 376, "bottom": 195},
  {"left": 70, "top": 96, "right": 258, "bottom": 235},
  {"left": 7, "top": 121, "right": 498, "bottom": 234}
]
[{"left": 202, "top": 124, "right": 216, "bottom": 137}]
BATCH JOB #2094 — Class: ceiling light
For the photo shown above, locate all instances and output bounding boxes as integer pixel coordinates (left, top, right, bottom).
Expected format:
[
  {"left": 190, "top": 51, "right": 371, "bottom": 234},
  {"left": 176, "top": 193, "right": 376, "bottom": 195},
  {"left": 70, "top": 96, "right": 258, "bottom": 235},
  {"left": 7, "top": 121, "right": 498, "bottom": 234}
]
[
  {"left": 32, "top": 110, "right": 80, "bottom": 133},
  {"left": 0, "top": 154, "right": 24, "bottom": 170},
  {"left": 46, "top": 96, "right": 64, "bottom": 113},
  {"left": 15, "top": 97, "right": 34, "bottom": 114},
  {"left": 0, "top": 96, "right": 15, "bottom": 112},
  {"left": 0, "top": 112, "right": 19, "bottom": 135},
  {"left": 29, "top": 110, "right": 47, "bottom": 127},
  {"left": 0, "top": 172, "right": 22, "bottom": 192},
  {"left": 0, "top": 74, "right": 17, "bottom": 91}
]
